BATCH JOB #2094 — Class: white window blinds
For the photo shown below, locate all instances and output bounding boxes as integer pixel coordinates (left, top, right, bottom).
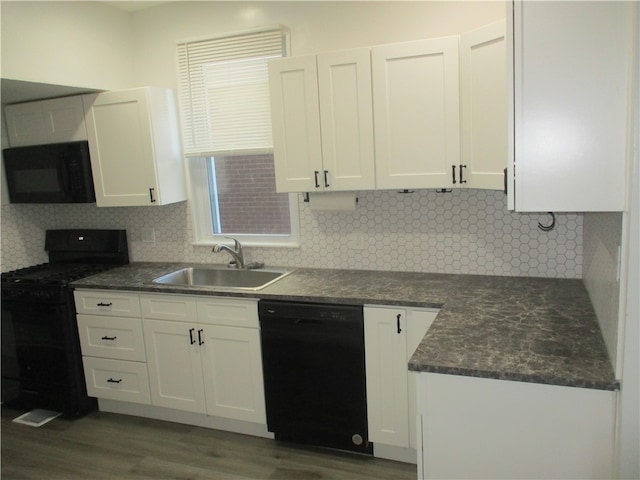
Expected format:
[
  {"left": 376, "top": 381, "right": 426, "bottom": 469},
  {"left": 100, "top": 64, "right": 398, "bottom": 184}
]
[{"left": 177, "top": 27, "right": 287, "bottom": 157}]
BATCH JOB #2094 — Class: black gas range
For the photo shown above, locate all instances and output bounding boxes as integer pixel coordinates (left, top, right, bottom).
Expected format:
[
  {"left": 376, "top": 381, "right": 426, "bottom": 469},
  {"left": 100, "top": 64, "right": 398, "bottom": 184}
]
[{"left": 1, "top": 229, "right": 129, "bottom": 416}]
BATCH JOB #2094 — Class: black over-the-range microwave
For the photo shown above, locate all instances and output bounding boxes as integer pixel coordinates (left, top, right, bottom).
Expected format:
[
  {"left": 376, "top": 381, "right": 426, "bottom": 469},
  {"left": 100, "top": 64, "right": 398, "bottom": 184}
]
[{"left": 3, "top": 141, "right": 96, "bottom": 203}]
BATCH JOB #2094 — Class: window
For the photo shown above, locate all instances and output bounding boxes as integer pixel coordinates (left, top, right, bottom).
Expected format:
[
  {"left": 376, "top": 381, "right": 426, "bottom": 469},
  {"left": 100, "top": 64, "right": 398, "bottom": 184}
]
[{"left": 177, "top": 27, "right": 298, "bottom": 247}]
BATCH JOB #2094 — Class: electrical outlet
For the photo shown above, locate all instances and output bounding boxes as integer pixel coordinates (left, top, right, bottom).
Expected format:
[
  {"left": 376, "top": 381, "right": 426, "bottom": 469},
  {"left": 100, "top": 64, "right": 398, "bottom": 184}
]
[
  {"left": 348, "top": 232, "right": 365, "bottom": 250},
  {"left": 141, "top": 228, "right": 155, "bottom": 244}
]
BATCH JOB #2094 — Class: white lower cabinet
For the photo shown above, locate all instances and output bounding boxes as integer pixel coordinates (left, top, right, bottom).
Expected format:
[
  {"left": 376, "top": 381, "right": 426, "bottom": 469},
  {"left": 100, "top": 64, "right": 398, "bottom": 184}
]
[
  {"left": 74, "top": 290, "right": 150, "bottom": 405},
  {"left": 75, "top": 290, "right": 266, "bottom": 426},
  {"left": 140, "top": 294, "right": 266, "bottom": 423},
  {"left": 417, "top": 372, "right": 617, "bottom": 479},
  {"left": 200, "top": 324, "right": 266, "bottom": 423},
  {"left": 364, "top": 305, "right": 438, "bottom": 454}
]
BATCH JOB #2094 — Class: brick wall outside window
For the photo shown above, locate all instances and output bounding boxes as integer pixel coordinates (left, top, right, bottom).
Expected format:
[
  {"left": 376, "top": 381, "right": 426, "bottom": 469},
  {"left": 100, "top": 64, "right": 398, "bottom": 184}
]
[{"left": 213, "top": 154, "right": 291, "bottom": 234}]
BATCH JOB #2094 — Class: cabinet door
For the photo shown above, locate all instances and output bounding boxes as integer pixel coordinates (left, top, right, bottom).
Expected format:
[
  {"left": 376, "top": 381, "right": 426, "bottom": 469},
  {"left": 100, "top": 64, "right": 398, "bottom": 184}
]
[
  {"left": 509, "top": 2, "right": 632, "bottom": 211},
  {"left": 317, "top": 48, "right": 375, "bottom": 191},
  {"left": 5, "top": 101, "right": 46, "bottom": 147},
  {"left": 372, "top": 37, "right": 460, "bottom": 190},
  {"left": 269, "top": 55, "right": 323, "bottom": 192},
  {"left": 364, "top": 306, "right": 409, "bottom": 447},
  {"left": 200, "top": 325, "right": 266, "bottom": 423},
  {"left": 5, "top": 96, "right": 88, "bottom": 147},
  {"left": 84, "top": 88, "right": 161, "bottom": 207},
  {"left": 42, "top": 97, "right": 88, "bottom": 144},
  {"left": 459, "top": 20, "right": 507, "bottom": 190},
  {"left": 143, "top": 319, "right": 206, "bottom": 414}
]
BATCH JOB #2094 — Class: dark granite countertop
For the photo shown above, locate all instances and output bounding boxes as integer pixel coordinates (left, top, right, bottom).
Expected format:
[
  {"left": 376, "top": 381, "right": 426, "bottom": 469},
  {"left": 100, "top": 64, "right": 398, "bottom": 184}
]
[{"left": 71, "top": 262, "right": 618, "bottom": 391}]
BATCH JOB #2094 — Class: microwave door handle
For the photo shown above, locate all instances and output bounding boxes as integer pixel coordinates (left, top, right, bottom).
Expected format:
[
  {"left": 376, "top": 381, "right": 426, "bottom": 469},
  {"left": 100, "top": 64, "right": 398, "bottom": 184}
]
[{"left": 57, "top": 159, "right": 70, "bottom": 198}]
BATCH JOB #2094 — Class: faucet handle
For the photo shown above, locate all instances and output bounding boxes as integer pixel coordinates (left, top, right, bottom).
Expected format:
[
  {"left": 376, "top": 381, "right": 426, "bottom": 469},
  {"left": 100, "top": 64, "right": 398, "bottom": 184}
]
[{"left": 224, "top": 236, "right": 242, "bottom": 253}]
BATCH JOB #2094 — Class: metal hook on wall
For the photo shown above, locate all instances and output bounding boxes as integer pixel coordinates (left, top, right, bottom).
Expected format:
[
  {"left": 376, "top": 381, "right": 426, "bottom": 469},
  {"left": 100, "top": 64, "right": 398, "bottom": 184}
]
[{"left": 538, "top": 212, "right": 556, "bottom": 232}]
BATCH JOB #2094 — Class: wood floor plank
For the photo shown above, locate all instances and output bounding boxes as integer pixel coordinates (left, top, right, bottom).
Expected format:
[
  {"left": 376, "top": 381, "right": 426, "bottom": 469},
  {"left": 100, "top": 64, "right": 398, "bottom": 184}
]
[{"left": 2, "top": 407, "right": 416, "bottom": 480}]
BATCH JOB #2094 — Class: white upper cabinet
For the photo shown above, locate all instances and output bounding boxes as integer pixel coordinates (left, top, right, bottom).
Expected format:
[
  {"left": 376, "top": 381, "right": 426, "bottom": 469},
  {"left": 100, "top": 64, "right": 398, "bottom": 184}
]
[
  {"left": 83, "top": 87, "right": 187, "bottom": 207},
  {"left": 269, "top": 55, "right": 323, "bottom": 192},
  {"left": 269, "top": 48, "right": 375, "bottom": 192},
  {"left": 459, "top": 20, "right": 507, "bottom": 190},
  {"left": 317, "top": 49, "right": 376, "bottom": 191},
  {"left": 372, "top": 37, "right": 460, "bottom": 190},
  {"left": 5, "top": 96, "right": 88, "bottom": 147},
  {"left": 508, "top": 1, "right": 634, "bottom": 212}
]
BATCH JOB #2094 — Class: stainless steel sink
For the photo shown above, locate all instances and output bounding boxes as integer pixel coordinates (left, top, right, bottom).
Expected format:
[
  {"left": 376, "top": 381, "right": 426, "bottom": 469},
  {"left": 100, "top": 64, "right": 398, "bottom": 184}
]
[{"left": 152, "top": 267, "right": 291, "bottom": 291}]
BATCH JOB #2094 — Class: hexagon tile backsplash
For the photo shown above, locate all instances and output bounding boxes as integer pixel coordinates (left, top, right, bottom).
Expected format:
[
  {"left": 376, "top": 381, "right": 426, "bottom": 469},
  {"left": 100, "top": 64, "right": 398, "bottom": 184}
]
[{"left": 1, "top": 189, "right": 582, "bottom": 278}]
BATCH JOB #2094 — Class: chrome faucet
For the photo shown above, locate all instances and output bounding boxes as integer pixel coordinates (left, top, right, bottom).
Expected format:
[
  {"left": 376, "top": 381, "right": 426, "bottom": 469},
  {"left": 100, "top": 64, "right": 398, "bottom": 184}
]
[{"left": 212, "top": 237, "right": 245, "bottom": 269}]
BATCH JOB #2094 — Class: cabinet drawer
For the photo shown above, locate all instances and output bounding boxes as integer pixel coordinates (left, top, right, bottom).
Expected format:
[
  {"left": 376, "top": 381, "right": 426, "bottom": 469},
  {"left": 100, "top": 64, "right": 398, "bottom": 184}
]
[
  {"left": 77, "top": 314, "right": 146, "bottom": 362},
  {"left": 74, "top": 290, "right": 141, "bottom": 317},
  {"left": 82, "top": 356, "right": 151, "bottom": 405},
  {"left": 197, "top": 297, "right": 259, "bottom": 328},
  {"left": 140, "top": 294, "right": 198, "bottom": 322}
]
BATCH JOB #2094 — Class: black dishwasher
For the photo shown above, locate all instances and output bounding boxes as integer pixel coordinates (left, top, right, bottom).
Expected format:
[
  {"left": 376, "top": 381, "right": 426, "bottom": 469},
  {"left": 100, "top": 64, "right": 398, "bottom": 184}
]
[{"left": 259, "top": 300, "right": 371, "bottom": 455}]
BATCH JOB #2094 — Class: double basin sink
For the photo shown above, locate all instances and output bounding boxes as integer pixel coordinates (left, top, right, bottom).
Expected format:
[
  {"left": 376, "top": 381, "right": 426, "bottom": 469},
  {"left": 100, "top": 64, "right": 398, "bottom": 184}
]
[{"left": 152, "top": 266, "right": 292, "bottom": 291}]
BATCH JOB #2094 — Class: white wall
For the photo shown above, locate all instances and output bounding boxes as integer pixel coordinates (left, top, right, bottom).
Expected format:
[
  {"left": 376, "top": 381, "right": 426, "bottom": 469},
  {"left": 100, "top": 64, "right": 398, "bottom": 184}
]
[
  {"left": 130, "top": 1, "right": 505, "bottom": 88},
  {"left": 0, "top": 1, "right": 135, "bottom": 90}
]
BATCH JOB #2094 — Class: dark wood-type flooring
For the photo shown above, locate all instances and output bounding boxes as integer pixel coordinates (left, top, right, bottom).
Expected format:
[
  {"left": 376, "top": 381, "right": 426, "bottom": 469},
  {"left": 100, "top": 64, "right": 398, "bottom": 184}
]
[{"left": 1, "top": 407, "right": 416, "bottom": 480}]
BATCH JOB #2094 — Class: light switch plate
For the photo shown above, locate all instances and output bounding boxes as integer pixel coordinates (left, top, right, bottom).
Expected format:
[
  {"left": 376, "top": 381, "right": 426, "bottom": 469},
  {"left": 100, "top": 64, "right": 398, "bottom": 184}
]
[{"left": 141, "top": 228, "right": 155, "bottom": 243}]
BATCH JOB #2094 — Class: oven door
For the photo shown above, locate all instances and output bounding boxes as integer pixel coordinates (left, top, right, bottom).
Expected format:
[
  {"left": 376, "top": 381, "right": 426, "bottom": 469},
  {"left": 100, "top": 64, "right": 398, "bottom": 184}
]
[{"left": 1, "top": 299, "right": 94, "bottom": 415}]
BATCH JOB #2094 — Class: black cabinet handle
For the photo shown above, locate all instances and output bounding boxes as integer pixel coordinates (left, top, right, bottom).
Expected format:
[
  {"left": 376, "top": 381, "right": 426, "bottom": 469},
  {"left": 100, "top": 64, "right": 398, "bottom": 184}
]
[
  {"left": 451, "top": 165, "right": 456, "bottom": 184},
  {"left": 189, "top": 328, "right": 196, "bottom": 345},
  {"left": 314, "top": 171, "right": 320, "bottom": 188},
  {"left": 503, "top": 168, "right": 508, "bottom": 195},
  {"left": 107, "top": 378, "right": 122, "bottom": 384},
  {"left": 324, "top": 170, "right": 330, "bottom": 188},
  {"left": 97, "top": 302, "right": 112, "bottom": 307},
  {"left": 149, "top": 187, "right": 156, "bottom": 203},
  {"left": 459, "top": 164, "right": 467, "bottom": 184},
  {"left": 198, "top": 329, "right": 204, "bottom": 345},
  {"left": 101, "top": 335, "right": 117, "bottom": 341},
  {"left": 396, "top": 313, "right": 402, "bottom": 334}
]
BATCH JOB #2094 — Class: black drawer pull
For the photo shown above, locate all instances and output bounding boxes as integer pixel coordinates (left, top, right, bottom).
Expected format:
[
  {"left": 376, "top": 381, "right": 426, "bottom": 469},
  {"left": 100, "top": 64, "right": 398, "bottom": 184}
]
[
  {"left": 101, "top": 335, "right": 117, "bottom": 341},
  {"left": 189, "top": 328, "right": 196, "bottom": 345},
  {"left": 97, "top": 302, "right": 112, "bottom": 307},
  {"left": 107, "top": 378, "right": 122, "bottom": 384},
  {"left": 198, "top": 329, "right": 204, "bottom": 346},
  {"left": 324, "top": 170, "right": 330, "bottom": 188},
  {"left": 314, "top": 171, "right": 320, "bottom": 188},
  {"left": 396, "top": 313, "right": 402, "bottom": 334},
  {"left": 451, "top": 165, "right": 456, "bottom": 184}
]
